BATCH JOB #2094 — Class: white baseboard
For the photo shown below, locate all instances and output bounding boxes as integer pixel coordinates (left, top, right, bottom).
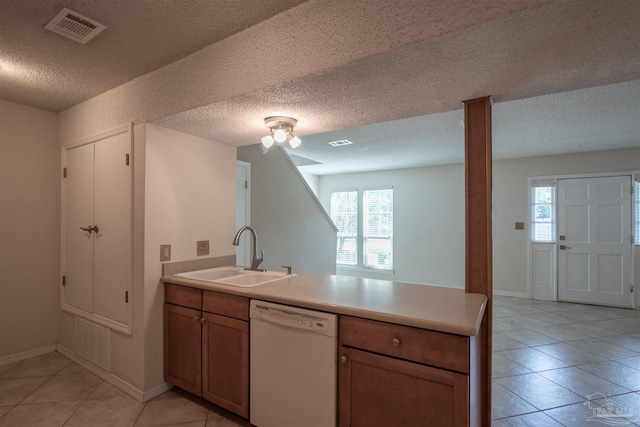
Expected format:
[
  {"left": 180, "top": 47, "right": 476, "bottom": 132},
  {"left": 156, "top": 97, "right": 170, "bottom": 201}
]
[
  {"left": 0, "top": 344, "right": 57, "bottom": 366},
  {"left": 493, "top": 290, "right": 530, "bottom": 299},
  {"left": 56, "top": 344, "right": 170, "bottom": 402}
]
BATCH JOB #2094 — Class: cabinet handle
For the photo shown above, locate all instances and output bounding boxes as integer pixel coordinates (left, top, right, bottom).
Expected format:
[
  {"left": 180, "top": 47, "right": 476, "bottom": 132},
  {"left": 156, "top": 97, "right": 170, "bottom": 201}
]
[
  {"left": 340, "top": 355, "right": 348, "bottom": 364},
  {"left": 392, "top": 338, "right": 400, "bottom": 347},
  {"left": 79, "top": 225, "right": 100, "bottom": 234}
]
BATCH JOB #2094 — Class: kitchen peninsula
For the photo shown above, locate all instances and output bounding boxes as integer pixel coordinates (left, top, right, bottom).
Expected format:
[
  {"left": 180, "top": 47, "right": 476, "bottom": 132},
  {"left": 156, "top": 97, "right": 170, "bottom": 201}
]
[{"left": 162, "top": 269, "right": 487, "bottom": 426}]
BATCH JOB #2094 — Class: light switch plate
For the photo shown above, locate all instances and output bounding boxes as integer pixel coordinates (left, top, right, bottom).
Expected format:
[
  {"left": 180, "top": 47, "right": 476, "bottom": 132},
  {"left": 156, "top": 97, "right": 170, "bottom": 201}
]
[
  {"left": 197, "top": 240, "right": 210, "bottom": 256},
  {"left": 515, "top": 222, "right": 525, "bottom": 230},
  {"left": 160, "top": 244, "right": 171, "bottom": 261}
]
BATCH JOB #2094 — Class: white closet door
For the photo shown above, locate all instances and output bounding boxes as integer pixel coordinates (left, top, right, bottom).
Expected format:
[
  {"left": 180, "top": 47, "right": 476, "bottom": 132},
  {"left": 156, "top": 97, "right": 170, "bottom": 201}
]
[
  {"left": 93, "top": 132, "right": 132, "bottom": 325},
  {"left": 64, "top": 143, "right": 95, "bottom": 312}
]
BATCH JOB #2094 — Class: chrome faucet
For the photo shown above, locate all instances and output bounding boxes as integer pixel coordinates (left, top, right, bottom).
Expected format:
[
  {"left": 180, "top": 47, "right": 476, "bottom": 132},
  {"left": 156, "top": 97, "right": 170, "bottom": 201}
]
[{"left": 233, "top": 226, "right": 265, "bottom": 271}]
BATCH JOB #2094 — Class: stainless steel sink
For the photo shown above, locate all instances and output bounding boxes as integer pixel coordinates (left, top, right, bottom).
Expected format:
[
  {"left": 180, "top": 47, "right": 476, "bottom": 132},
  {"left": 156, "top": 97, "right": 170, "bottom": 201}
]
[{"left": 174, "top": 266, "right": 295, "bottom": 287}]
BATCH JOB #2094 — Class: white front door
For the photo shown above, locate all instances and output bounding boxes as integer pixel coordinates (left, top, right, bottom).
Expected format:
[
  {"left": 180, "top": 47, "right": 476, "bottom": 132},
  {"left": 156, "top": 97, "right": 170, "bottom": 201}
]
[{"left": 557, "top": 176, "right": 633, "bottom": 307}]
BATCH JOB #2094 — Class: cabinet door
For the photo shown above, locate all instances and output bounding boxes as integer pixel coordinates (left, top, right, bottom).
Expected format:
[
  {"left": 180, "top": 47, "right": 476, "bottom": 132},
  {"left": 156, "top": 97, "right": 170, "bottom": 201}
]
[
  {"left": 202, "top": 312, "right": 249, "bottom": 418},
  {"left": 64, "top": 143, "right": 95, "bottom": 312},
  {"left": 93, "top": 132, "right": 132, "bottom": 324},
  {"left": 164, "top": 304, "right": 202, "bottom": 396},
  {"left": 339, "top": 347, "right": 469, "bottom": 427}
]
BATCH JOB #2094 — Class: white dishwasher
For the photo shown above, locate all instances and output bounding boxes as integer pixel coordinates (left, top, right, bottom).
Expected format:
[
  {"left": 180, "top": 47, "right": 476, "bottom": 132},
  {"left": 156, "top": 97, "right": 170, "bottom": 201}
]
[{"left": 250, "top": 300, "right": 337, "bottom": 427}]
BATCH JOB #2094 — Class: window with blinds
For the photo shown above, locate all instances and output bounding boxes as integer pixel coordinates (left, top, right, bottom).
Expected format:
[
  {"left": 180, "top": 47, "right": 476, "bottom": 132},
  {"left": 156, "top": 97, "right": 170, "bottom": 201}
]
[
  {"left": 330, "top": 191, "right": 358, "bottom": 265},
  {"left": 363, "top": 189, "right": 393, "bottom": 269},
  {"left": 330, "top": 188, "right": 394, "bottom": 269},
  {"left": 531, "top": 180, "right": 556, "bottom": 242}
]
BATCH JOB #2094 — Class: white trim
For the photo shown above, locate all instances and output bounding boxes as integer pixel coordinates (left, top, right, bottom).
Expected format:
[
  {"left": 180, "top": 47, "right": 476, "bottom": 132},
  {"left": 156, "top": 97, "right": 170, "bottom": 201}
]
[
  {"left": 56, "top": 344, "right": 171, "bottom": 402},
  {"left": 236, "top": 160, "right": 252, "bottom": 265},
  {"left": 62, "top": 123, "right": 132, "bottom": 150},
  {"left": 528, "top": 170, "right": 639, "bottom": 307},
  {"left": 0, "top": 345, "right": 57, "bottom": 366},
  {"left": 61, "top": 124, "right": 134, "bottom": 334},
  {"left": 61, "top": 304, "right": 132, "bottom": 335},
  {"left": 281, "top": 148, "right": 338, "bottom": 232},
  {"left": 493, "top": 290, "right": 530, "bottom": 299}
]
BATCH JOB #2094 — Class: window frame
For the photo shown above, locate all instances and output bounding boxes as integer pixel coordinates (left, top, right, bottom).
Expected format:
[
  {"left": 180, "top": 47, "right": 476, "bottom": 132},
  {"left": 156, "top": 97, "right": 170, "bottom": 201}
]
[
  {"left": 329, "top": 187, "right": 394, "bottom": 271},
  {"left": 330, "top": 190, "right": 359, "bottom": 266},
  {"left": 530, "top": 180, "right": 556, "bottom": 243}
]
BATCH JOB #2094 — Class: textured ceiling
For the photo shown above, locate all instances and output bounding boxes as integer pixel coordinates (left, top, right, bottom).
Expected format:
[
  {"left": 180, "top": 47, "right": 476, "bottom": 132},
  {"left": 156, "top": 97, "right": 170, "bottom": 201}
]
[
  {"left": 1, "top": 0, "right": 639, "bottom": 175},
  {"left": 286, "top": 80, "right": 640, "bottom": 175},
  {"left": 152, "top": 0, "right": 640, "bottom": 173},
  {"left": 0, "top": 0, "right": 306, "bottom": 112}
]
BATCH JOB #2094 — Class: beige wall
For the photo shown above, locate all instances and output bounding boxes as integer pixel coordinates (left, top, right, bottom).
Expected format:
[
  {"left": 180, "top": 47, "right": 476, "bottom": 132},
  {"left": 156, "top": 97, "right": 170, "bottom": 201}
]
[
  {"left": 0, "top": 100, "right": 60, "bottom": 359},
  {"left": 143, "top": 124, "right": 236, "bottom": 389},
  {"left": 493, "top": 147, "right": 640, "bottom": 296},
  {"left": 316, "top": 147, "right": 640, "bottom": 295},
  {"left": 237, "top": 146, "right": 337, "bottom": 275},
  {"left": 319, "top": 163, "right": 465, "bottom": 287},
  {"left": 55, "top": 124, "right": 236, "bottom": 395}
]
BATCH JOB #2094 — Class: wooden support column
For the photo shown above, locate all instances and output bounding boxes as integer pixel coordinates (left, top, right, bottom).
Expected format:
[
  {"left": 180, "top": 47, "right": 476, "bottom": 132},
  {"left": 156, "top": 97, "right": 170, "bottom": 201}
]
[{"left": 464, "top": 96, "right": 493, "bottom": 427}]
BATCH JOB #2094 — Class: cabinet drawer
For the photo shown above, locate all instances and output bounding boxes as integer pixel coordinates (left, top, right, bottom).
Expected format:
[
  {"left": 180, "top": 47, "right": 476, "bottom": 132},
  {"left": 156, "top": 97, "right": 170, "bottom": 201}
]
[
  {"left": 203, "top": 291, "right": 249, "bottom": 321},
  {"left": 339, "top": 316, "right": 469, "bottom": 374},
  {"left": 165, "top": 284, "right": 202, "bottom": 310}
]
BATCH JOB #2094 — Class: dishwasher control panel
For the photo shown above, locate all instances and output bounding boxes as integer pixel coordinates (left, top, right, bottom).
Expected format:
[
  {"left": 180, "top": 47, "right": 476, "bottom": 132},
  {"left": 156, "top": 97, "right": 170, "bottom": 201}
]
[{"left": 249, "top": 300, "right": 337, "bottom": 337}]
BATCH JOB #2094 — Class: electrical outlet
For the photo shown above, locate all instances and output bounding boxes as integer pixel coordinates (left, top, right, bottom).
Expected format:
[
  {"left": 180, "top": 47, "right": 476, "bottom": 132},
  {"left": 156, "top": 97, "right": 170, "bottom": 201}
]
[
  {"left": 160, "top": 244, "right": 171, "bottom": 261},
  {"left": 197, "top": 240, "right": 210, "bottom": 256},
  {"left": 515, "top": 222, "right": 525, "bottom": 230}
]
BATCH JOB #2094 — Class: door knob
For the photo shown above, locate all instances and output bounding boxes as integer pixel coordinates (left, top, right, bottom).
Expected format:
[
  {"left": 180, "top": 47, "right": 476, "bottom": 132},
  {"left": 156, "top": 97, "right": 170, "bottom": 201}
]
[{"left": 79, "top": 225, "right": 99, "bottom": 233}]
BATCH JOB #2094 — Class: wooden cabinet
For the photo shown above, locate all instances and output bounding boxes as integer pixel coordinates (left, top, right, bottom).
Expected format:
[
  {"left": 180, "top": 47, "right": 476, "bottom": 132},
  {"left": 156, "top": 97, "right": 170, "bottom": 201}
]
[
  {"left": 164, "top": 284, "right": 249, "bottom": 418},
  {"left": 338, "top": 316, "right": 480, "bottom": 427},
  {"left": 202, "top": 291, "right": 249, "bottom": 418},
  {"left": 164, "top": 303, "right": 202, "bottom": 395}
]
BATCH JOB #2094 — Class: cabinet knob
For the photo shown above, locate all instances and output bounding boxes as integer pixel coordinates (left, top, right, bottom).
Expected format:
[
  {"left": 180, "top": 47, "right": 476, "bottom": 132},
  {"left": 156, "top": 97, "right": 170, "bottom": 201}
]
[
  {"left": 392, "top": 338, "right": 400, "bottom": 347},
  {"left": 340, "top": 355, "right": 348, "bottom": 364},
  {"left": 200, "top": 318, "right": 206, "bottom": 323},
  {"left": 194, "top": 316, "right": 200, "bottom": 321}
]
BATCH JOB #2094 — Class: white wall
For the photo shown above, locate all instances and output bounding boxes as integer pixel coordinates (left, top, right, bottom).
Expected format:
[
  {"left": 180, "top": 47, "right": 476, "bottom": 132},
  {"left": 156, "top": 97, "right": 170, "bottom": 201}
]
[
  {"left": 493, "top": 147, "right": 640, "bottom": 297},
  {"left": 0, "top": 100, "right": 60, "bottom": 360},
  {"left": 56, "top": 124, "right": 236, "bottom": 394},
  {"left": 316, "top": 147, "right": 640, "bottom": 295},
  {"left": 319, "top": 164, "right": 466, "bottom": 287},
  {"left": 143, "top": 124, "right": 236, "bottom": 389},
  {"left": 237, "top": 146, "right": 336, "bottom": 275}
]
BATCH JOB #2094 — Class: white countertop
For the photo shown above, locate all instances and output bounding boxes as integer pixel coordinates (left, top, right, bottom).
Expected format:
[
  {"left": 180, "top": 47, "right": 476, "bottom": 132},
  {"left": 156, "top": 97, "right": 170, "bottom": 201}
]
[{"left": 161, "top": 271, "right": 487, "bottom": 337}]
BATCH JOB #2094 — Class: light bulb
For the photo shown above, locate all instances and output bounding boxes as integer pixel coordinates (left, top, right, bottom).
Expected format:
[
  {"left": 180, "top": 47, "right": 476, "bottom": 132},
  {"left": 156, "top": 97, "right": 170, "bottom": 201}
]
[
  {"left": 289, "top": 136, "right": 301, "bottom": 148},
  {"left": 274, "top": 128, "right": 287, "bottom": 143},
  {"left": 261, "top": 135, "right": 274, "bottom": 148}
]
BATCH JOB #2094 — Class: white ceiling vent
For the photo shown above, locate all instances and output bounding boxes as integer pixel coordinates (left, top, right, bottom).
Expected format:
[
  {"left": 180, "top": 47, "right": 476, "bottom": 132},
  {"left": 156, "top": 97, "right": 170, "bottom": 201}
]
[
  {"left": 328, "top": 139, "right": 353, "bottom": 147},
  {"left": 45, "top": 8, "right": 106, "bottom": 44}
]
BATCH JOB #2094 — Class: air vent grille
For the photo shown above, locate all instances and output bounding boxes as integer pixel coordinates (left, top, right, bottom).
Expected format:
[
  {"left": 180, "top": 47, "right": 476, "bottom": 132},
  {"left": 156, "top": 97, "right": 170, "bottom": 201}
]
[
  {"left": 45, "top": 8, "right": 106, "bottom": 44},
  {"left": 328, "top": 139, "right": 353, "bottom": 147}
]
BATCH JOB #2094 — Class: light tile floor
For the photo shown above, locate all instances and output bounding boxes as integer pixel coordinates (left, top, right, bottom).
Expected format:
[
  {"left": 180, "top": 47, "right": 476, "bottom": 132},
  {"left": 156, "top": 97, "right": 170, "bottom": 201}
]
[
  {"left": 0, "top": 352, "right": 251, "bottom": 427},
  {"left": 1, "top": 296, "right": 638, "bottom": 426},
  {"left": 492, "top": 295, "right": 640, "bottom": 426}
]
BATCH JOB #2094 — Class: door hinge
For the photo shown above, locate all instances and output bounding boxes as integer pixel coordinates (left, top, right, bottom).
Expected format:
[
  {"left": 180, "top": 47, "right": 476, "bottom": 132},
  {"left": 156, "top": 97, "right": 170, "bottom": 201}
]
[
  {"left": 631, "top": 285, "right": 634, "bottom": 293},
  {"left": 125, "top": 290, "right": 129, "bottom": 303},
  {"left": 62, "top": 275, "right": 66, "bottom": 286},
  {"left": 245, "top": 180, "right": 248, "bottom": 189},
  {"left": 63, "top": 167, "right": 67, "bottom": 178},
  {"left": 125, "top": 153, "right": 130, "bottom": 166}
]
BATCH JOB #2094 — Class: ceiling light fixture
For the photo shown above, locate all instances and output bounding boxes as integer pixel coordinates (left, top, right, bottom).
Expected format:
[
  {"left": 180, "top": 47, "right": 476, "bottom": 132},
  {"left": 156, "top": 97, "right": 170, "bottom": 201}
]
[{"left": 260, "top": 116, "right": 301, "bottom": 154}]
